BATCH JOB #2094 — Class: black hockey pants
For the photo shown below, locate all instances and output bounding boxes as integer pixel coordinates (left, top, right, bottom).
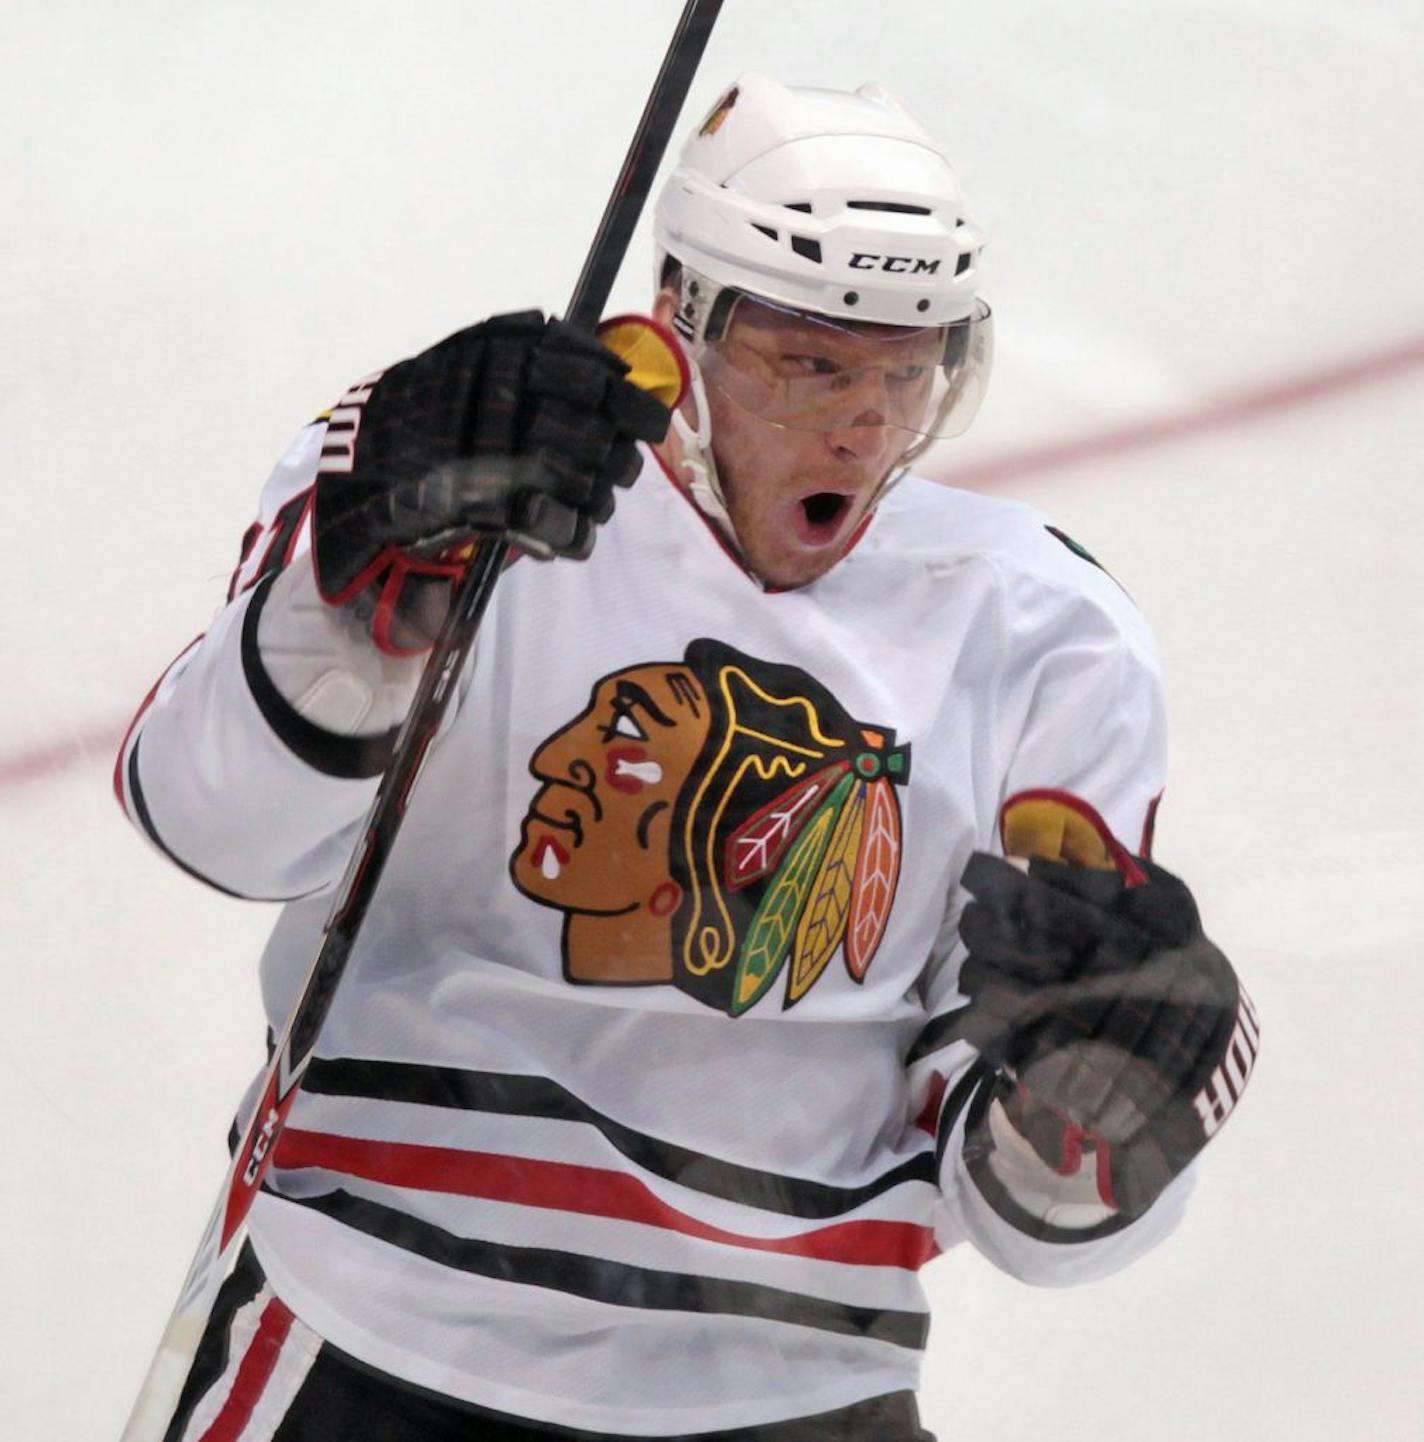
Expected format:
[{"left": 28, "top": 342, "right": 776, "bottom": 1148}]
[{"left": 164, "top": 1244, "right": 934, "bottom": 1442}]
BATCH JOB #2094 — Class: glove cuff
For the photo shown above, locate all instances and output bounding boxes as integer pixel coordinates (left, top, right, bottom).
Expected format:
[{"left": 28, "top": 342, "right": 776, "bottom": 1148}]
[{"left": 962, "top": 1080, "right": 1136, "bottom": 1243}]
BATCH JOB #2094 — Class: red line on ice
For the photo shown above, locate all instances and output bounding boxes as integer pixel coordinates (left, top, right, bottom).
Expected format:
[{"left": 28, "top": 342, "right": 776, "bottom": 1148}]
[
  {"left": 934, "top": 333, "right": 1424, "bottom": 489},
  {"left": 2, "top": 332, "right": 1421, "bottom": 802},
  {"left": 0, "top": 725, "right": 125, "bottom": 791}
]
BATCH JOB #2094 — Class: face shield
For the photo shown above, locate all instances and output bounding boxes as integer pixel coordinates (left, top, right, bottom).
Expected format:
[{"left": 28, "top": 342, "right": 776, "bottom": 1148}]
[{"left": 692, "top": 293, "right": 993, "bottom": 442}]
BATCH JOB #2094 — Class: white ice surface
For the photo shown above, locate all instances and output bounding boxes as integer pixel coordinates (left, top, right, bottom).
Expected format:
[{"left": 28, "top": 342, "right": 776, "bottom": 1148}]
[{"left": 2, "top": 3, "right": 1421, "bottom": 1439}]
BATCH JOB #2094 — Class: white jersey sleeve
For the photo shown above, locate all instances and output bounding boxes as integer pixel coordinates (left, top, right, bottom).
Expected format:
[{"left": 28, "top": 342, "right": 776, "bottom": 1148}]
[
  {"left": 903, "top": 535, "right": 1184, "bottom": 1285},
  {"left": 997, "top": 558, "right": 1166, "bottom": 851},
  {"left": 113, "top": 420, "right": 428, "bottom": 900}
]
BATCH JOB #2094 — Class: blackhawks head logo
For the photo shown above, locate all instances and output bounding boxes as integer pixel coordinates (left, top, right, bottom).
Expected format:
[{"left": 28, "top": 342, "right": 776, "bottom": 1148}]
[{"left": 510, "top": 640, "right": 910, "bottom": 1016}]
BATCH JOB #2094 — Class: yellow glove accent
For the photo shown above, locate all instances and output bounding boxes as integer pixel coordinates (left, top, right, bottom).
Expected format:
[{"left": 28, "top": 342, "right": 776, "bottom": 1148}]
[
  {"left": 999, "top": 790, "right": 1148, "bottom": 885},
  {"left": 597, "top": 315, "right": 689, "bottom": 409},
  {"left": 1001, "top": 794, "right": 1115, "bottom": 869}
]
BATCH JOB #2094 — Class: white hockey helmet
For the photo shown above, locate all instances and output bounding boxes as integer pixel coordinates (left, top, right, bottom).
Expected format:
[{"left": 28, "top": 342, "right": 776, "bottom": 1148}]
[
  {"left": 654, "top": 74, "right": 986, "bottom": 335},
  {"left": 651, "top": 76, "right": 991, "bottom": 539}
]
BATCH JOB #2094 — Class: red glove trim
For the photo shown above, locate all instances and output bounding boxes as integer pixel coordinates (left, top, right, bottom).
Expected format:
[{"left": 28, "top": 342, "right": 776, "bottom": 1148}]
[
  {"left": 369, "top": 551, "right": 472, "bottom": 658},
  {"left": 316, "top": 543, "right": 401, "bottom": 608},
  {"left": 1140, "top": 789, "right": 1163, "bottom": 860}
]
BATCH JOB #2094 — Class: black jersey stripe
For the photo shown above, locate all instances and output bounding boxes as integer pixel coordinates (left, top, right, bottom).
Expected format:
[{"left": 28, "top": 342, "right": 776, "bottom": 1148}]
[
  {"left": 125, "top": 738, "right": 256, "bottom": 901},
  {"left": 241, "top": 571, "right": 400, "bottom": 779},
  {"left": 934, "top": 1060, "right": 993, "bottom": 1173},
  {"left": 126, "top": 736, "right": 321, "bottom": 904},
  {"left": 905, "top": 1005, "right": 970, "bottom": 1066},
  {"left": 270, "top": 1186, "right": 930, "bottom": 1351},
  {"left": 300, "top": 1057, "right": 937, "bottom": 1221}
]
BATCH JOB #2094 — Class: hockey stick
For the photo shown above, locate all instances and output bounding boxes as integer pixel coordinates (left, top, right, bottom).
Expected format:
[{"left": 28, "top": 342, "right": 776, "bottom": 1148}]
[{"left": 119, "top": 4, "right": 723, "bottom": 1436}]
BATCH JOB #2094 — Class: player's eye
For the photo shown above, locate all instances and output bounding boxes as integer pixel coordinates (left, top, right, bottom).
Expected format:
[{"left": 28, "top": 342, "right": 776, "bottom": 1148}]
[
  {"left": 785, "top": 353, "right": 842, "bottom": 377},
  {"left": 889, "top": 364, "right": 928, "bottom": 383}
]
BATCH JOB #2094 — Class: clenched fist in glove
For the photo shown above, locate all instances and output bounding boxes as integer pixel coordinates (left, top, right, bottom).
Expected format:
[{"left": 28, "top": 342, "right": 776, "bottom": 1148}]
[
  {"left": 955, "top": 817, "right": 1258, "bottom": 1224},
  {"left": 313, "top": 311, "right": 676, "bottom": 653}
]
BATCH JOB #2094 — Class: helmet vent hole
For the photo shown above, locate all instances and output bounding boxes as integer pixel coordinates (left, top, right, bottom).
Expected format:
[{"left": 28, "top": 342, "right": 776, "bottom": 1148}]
[
  {"left": 847, "top": 200, "right": 932, "bottom": 216},
  {"left": 954, "top": 252, "right": 973, "bottom": 276},
  {"left": 752, "top": 223, "right": 779, "bottom": 242},
  {"left": 783, "top": 201, "right": 813, "bottom": 213},
  {"left": 843, "top": 291, "right": 860, "bottom": 306},
  {"left": 790, "top": 235, "right": 822, "bottom": 264},
  {"left": 916, "top": 299, "right": 930, "bottom": 313}
]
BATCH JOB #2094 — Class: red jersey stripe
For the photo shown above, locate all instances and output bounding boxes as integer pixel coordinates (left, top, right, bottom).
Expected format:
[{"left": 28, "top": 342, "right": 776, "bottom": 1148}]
[{"left": 273, "top": 1128, "right": 938, "bottom": 1271}]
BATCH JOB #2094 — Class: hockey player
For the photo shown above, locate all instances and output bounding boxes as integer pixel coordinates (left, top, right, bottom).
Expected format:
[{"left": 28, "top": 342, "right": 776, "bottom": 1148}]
[{"left": 117, "top": 76, "right": 1257, "bottom": 1442}]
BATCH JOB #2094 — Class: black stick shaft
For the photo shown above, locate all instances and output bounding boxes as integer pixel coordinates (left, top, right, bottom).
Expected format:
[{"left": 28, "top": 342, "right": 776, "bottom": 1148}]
[
  {"left": 568, "top": 0, "right": 723, "bottom": 327},
  {"left": 312, "top": 0, "right": 723, "bottom": 1044}
]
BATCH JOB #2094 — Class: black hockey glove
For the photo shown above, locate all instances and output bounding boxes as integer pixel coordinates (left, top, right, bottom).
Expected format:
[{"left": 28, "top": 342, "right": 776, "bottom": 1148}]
[
  {"left": 312, "top": 310, "right": 672, "bottom": 653},
  {"left": 956, "top": 852, "right": 1257, "bottom": 1218}
]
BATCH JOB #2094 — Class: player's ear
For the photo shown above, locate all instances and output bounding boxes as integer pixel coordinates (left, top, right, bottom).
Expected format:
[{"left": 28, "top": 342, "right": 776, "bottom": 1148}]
[{"left": 652, "top": 288, "right": 679, "bottom": 329}]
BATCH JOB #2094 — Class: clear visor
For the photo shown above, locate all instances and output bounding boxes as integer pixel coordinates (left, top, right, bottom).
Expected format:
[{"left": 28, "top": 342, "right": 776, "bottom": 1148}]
[{"left": 694, "top": 294, "right": 993, "bottom": 440}]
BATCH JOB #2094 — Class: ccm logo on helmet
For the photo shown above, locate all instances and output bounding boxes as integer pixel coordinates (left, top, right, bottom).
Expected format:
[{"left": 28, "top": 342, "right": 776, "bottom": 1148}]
[{"left": 848, "top": 253, "right": 941, "bottom": 274}]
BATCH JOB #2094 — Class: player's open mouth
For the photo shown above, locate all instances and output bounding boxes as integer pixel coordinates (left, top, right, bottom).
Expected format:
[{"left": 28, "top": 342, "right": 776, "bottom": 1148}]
[{"left": 792, "top": 491, "right": 855, "bottom": 546}]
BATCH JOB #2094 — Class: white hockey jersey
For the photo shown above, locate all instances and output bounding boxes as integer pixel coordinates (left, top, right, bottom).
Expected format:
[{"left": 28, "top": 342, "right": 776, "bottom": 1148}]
[{"left": 117, "top": 427, "right": 1188, "bottom": 1436}]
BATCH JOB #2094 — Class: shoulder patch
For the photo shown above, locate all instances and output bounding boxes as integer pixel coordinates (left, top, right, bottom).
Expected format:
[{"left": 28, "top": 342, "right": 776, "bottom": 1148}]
[
  {"left": 1044, "top": 525, "right": 1135, "bottom": 604},
  {"left": 699, "top": 85, "right": 739, "bottom": 137},
  {"left": 1045, "top": 525, "right": 1105, "bottom": 572}
]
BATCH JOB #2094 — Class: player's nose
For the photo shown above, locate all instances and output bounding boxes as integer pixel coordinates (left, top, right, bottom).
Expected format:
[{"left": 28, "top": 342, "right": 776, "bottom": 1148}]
[
  {"left": 820, "top": 373, "right": 894, "bottom": 461},
  {"left": 823, "top": 411, "right": 892, "bottom": 463}
]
